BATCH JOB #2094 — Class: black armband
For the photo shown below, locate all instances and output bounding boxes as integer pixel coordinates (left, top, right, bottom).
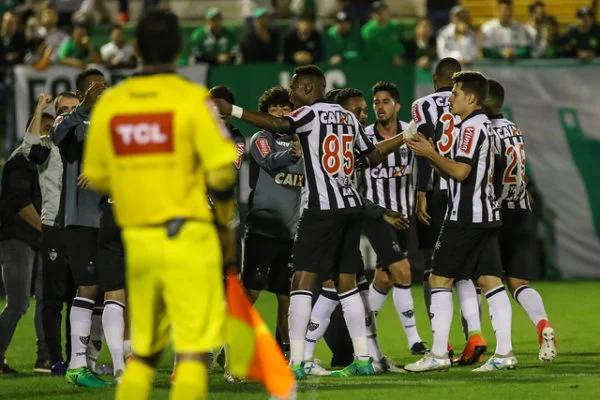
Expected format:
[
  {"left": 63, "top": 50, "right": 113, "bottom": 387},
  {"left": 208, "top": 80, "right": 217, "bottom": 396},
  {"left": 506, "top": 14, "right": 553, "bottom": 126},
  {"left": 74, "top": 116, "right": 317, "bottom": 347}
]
[{"left": 209, "top": 185, "right": 236, "bottom": 202}]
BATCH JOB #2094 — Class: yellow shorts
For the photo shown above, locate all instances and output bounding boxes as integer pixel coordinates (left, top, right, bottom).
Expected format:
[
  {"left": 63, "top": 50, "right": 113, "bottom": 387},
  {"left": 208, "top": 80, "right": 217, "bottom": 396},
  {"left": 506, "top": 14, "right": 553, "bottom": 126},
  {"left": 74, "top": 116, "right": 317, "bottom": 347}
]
[{"left": 122, "top": 221, "right": 225, "bottom": 356}]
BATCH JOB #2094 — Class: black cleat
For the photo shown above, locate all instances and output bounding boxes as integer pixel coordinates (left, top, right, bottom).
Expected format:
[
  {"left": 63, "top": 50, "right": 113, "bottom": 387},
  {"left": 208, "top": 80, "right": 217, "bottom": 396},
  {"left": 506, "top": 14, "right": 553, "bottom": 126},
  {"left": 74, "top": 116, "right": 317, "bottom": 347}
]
[
  {"left": 34, "top": 359, "right": 53, "bottom": 373},
  {"left": 0, "top": 362, "right": 18, "bottom": 374},
  {"left": 410, "top": 342, "right": 429, "bottom": 355}
]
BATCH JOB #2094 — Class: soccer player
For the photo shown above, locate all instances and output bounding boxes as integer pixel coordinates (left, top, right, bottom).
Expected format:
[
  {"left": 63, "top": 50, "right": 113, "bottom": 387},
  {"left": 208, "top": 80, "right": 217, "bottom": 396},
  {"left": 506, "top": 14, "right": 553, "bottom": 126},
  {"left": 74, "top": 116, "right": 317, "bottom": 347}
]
[
  {"left": 242, "top": 86, "right": 298, "bottom": 359},
  {"left": 405, "top": 71, "right": 517, "bottom": 372},
  {"left": 412, "top": 58, "right": 486, "bottom": 365},
  {"left": 363, "top": 81, "right": 427, "bottom": 355},
  {"left": 51, "top": 68, "right": 109, "bottom": 387},
  {"left": 83, "top": 10, "right": 238, "bottom": 400},
  {"left": 214, "top": 67, "right": 416, "bottom": 379},
  {"left": 485, "top": 79, "right": 556, "bottom": 362},
  {"left": 22, "top": 92, "right": 79, "bottom": 375}
]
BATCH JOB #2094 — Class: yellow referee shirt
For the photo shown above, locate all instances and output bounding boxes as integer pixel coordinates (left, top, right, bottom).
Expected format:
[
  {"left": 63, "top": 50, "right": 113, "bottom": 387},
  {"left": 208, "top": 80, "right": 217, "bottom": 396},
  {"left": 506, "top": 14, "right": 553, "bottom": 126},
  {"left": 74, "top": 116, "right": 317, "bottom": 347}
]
[{"left": 83, "top": 73, "right": 237, "bottom": 227}]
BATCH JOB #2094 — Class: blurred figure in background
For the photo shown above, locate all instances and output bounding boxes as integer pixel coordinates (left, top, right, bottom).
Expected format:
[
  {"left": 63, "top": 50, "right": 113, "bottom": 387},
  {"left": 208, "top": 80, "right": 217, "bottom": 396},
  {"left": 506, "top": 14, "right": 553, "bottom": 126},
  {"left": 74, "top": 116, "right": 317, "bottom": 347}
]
[
  {"left": 558, "top": 6, "right": 600, "bottom": 62},
  {"left": 241, "top": 8, "right": 279, "bottom": 63},
  {"left": 481, "top": 0, "right": 533, "bottom": 60},
  {"left": 100, "top": 25, "right": 136, "bottom": 69},
  {"left": 535, "top": 15, "right": 560, "bottom": 58},
  {"left": 58, "top": 22, "right": 101, "bottom": 69},
  {"left": 283, "top": 11, "right": 323, "bottom": 65},
  {"left": 361, "top": 1, "right": 405, "bottom": 66},
  {"left": 325, "top": 11, "right": 363, "bottom": 66},
  {"left": 427, "top": 0, "right": 457, "bottom": 33},
  {"left": 437, "top": 5, "right": 478, "bottom": 66},
  {"left": 404, "top": 17, "right": 436, "bottom": 69},
  {"left": 40, "top": 3, "right": 69, "bottom": 64}
]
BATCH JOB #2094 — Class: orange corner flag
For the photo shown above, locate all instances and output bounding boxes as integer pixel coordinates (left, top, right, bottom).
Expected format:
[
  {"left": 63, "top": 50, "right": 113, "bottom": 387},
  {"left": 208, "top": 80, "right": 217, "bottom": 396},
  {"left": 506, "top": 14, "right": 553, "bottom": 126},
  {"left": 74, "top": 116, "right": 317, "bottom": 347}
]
[{"left": 225, "top": 271, "right": 296, "bottom": 399}]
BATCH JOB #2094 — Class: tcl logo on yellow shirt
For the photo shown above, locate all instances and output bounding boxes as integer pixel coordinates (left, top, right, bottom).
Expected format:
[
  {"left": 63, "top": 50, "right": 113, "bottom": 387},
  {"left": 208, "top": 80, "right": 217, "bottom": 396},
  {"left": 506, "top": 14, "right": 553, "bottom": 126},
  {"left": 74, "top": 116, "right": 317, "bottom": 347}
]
[{"left": 110, "top": 113, "right": 174, "bottom": 155}]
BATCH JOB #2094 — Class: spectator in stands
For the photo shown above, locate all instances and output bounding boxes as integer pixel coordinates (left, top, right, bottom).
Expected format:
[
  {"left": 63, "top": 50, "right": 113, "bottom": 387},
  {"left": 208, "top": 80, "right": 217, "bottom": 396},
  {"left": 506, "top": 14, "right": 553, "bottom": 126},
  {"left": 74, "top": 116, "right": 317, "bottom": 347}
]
[
  {"left": 0, "top": 0, "right": 24, "bottom": 18},
  {"left": 427, "top": 0, "right": 457, "bottom": 34},
  {"left": 526, "top": 1, "right": 549, "bottom": 57},
  {"left": 241, "top": 8, "right": 280, "bottom": 63},
  {"left": 283, "top": 11, "right": 323, "bottom": 65},
  {"left": 183, "top": 8, "right": 240, "bottom": 65},
  {"left": 437, "top": 5, "right": 478, "bottom": 66},
  {"left": 481, "top": 0, "right": 533, "bottom": 60},
  {"left": 242, "top": 0, "right": 275, "bottom": 27},
  {"left": 325, "top": 11, "right": 363, "bottom": 66},
  {"left": 25, "top": 15, "right": 43, "bottom": 44},
  {"left": 40, "top": 4, "right": 69, "bottom": 64},
  {"left": 24, "top": 37, "right": 53, "bottom": 70},
  {"left": 49, "top": 0, "right": 84, "bottom": 28},
  {"left": 1, "top": 11, "right": 26, "bottom": 66},
  {"left": 100, "top": 25, "right": 136, "bottom": 69},
  {"left": 58, "top": 22, "right": 101, "bottom": 69},
  {"left": 558, "top": 7, "right": 600, "bottom": 62},
  {"left": 535, "top": 15, "right": 559, "bottom": 58},
  {"left": 404, "top": 17, "right": 436, "bottom": 69},
  {"left": 342, "top": 0, "right": 375, "bottom": 26},
  {"left": 361, "top": 1, "right": 405, "bottom": 66}
]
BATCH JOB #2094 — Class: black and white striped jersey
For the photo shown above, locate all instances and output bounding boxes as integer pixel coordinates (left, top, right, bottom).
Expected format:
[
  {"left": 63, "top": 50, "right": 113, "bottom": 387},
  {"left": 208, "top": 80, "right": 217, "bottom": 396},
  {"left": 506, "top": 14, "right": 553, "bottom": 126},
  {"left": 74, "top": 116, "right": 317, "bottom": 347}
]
[
  {"left": 285, "top": 100, "right": 375, "bottom": 214},
  {"left": 445, "top": 110, "right": 501, "bottom": 226},
  {"left": 411, "top": 87, "right": 458, "bottom": 192},
  {"left": 489, "top": 114, "right": 531, "bottom": 211},
  {"left": 361, "top": 120, "right": 415, "bottom": 217}
]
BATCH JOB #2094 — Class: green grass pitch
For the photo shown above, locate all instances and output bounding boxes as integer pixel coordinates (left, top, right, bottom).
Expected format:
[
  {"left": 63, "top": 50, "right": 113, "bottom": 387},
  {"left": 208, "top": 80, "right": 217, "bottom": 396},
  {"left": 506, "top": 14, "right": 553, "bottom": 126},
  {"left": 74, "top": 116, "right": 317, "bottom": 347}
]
[{"left": 1, "top": 281, "right": 599, "bottom": 400}]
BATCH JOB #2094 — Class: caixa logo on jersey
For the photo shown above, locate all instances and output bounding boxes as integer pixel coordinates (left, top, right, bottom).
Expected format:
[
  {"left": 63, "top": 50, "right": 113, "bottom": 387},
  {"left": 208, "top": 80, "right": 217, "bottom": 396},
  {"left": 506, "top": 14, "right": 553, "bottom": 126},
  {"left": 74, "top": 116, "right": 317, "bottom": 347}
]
[
  {"left": 274, "top": 172, "right": 304, "bottom": 187},
  {"left": 370, "top": 165, "right": 408, "bottom": 179},
  {"left": 110, "top": 113, "right": 174, "bottom": 155}
]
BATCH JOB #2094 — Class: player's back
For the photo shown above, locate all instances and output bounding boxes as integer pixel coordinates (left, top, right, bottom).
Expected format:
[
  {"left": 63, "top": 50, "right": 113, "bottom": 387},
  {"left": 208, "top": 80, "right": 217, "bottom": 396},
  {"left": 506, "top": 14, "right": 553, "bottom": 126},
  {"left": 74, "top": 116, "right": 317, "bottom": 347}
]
[
  {"left": 489, "top": 114, "right": 530, "bottom": 211},
  {"left": 87, "top": 73, "right": 235, "bottom": 227}
]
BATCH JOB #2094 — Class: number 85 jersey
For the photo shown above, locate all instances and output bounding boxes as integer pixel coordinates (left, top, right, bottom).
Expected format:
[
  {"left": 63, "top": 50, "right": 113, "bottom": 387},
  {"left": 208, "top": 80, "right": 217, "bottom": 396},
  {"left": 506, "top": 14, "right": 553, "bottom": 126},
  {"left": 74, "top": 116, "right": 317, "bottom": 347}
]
[
  {"left": 489, "top": 114, "right": 531, "bottom": 211},
  {"left": 284, "top": 100, "right": 375, "bottom": 214}
]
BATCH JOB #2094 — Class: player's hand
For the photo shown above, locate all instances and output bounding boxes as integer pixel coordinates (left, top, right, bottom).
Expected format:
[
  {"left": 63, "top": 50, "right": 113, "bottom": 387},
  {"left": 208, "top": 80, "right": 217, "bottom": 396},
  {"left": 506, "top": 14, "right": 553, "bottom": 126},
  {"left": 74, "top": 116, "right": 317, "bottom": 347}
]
[
  {"left": 329, "top": 55, "right": 343, "bottom": 66},
  {"left": 407, "top": 133, "right": 435, "bottom": 157},
  {"left": 82, "top": 81, "right": 106, "bottom": 109},
  {"left": 77, "top": 174, "right": 90, "bottom": 189},
  {"left": 416, "top": 191, "right": 431, "bottom": 225},
  {"left": 212, "top": 98, "right": 233, "bottom": 118},
  {"left": 383, "top": 210, "right": 410, "bottom": 230},
  {"left": 290, "top": 134, "right": 302, "bottom": 158},
  {"left": 36, "top": 93, "right": 53, "bottom": 110}
]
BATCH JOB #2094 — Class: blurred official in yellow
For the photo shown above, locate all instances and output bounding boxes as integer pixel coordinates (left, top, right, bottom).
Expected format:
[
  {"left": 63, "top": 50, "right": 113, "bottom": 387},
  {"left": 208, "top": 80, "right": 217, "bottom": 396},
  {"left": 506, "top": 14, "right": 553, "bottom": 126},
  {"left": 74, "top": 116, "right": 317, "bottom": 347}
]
[{"left": 83, "top": 10, "right": 238, "bottom": 400}]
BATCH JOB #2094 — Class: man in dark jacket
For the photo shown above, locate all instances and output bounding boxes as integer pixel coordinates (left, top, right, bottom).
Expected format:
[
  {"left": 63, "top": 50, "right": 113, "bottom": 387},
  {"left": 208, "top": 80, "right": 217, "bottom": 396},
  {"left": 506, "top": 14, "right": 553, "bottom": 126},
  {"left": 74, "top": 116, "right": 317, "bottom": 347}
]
[{"left": 283, "top": 12, "right": 323, "bottom": 65}]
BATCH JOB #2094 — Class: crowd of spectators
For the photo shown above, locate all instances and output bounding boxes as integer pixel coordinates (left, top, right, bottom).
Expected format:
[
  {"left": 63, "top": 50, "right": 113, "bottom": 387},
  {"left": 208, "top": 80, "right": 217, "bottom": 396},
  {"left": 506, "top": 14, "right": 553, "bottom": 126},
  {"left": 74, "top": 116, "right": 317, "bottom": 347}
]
[{"left": 1, "top": 0, "right": 600, "bottom": 71}]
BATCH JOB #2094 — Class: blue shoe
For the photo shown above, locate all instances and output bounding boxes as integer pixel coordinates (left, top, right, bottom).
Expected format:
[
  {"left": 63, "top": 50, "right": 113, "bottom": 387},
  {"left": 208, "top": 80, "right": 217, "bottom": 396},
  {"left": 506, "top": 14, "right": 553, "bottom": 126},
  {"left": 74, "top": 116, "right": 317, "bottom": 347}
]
[{"left": 51, "top": 361, "right": 68, "bottom": 376}]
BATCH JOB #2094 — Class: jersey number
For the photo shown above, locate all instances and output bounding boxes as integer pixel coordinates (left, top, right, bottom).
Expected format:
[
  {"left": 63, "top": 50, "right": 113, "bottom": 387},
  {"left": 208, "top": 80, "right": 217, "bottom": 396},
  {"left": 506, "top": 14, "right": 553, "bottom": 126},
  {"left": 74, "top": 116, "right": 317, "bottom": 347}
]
[
  {"left": 503, "top": 144, "right": 526, "bottom": 184},
  {"left": 322, "top": 134, "right": 354, "bottom": 175},
  {"left": 437, "top": 113, "right": 455, "bottom": 155}
]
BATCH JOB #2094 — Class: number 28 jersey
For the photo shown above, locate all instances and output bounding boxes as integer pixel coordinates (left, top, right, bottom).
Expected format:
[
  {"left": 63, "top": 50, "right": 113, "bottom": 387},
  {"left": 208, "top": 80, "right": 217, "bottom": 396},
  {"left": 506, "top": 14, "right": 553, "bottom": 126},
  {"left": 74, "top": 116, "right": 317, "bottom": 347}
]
[
  {"left": 489, "top": 114, "right": 531, "bottom": 211},
  {"left": 285, "top": 100, "right": 375, "bottom": 214}
]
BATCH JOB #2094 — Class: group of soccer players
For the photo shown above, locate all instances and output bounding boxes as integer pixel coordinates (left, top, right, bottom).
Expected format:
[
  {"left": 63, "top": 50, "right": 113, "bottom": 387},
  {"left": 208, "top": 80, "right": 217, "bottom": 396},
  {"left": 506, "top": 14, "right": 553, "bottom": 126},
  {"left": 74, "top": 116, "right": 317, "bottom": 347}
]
[{"left": 9, "top": 9, "right": 560, "bottom": 400}]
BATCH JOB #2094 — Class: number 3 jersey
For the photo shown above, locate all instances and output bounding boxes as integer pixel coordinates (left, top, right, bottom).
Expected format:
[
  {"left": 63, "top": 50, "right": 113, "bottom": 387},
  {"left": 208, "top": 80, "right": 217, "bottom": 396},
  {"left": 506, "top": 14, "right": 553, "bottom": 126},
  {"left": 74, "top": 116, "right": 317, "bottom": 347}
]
[
  {"left": 285, "top": 100, "right": 375, "bottom": 214},
  {"left": 361, "top": 120, "right": 415, "bottom": 217},
  {"left": 489, "top": 114, "right": 531, "bottom": 211},
  {"left": 446, "top": 110, "right": 501, "bottom": 226}
]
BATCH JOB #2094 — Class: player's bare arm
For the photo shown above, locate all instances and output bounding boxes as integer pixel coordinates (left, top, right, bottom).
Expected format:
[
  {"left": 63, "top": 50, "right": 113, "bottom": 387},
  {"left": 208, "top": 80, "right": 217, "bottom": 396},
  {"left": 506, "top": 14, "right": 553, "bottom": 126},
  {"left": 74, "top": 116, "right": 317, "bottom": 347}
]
[
  {"left": 416, "top": 191, "right": 431, "bottom": 225},
  {"left": 213, "top": 98, "right": 291, "bottom": 134},
  {"left": 407, "top": 133, "right": 471, "bottom": 181},
  {"left": 365, "top": 120, "right": 418, "bottom": 166}
]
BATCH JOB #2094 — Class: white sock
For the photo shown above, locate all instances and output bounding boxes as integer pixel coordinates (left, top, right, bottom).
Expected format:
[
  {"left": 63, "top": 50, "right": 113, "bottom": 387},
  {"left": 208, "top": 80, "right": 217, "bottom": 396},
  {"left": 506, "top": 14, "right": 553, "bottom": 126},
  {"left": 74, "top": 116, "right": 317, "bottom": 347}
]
[
  {"left": 288, "top": 290, "right": 312, "bottom": 365},
  {"left": 456, "top": 280, "right": 482, "bottom": 335},
  {"left": 392, "top": 284, "right": 422, "bottom": 348},
  {"left": 103, "top": 300, "right": 126, "bottom": 374},
  {"left": 87, "top": 306, "right": 104, "bottom": 371},
  {"left": 368, "top": 284, "right": 388, "bottom": 314},
  {"left": 123, "top": 339, "right": 132, "bottom": 356},
  {"left": 514, "top": 285, "right": 548, "bottom": 326},
  {"left": 69, "top": 297, "right": 95, "bottom": 369},
  {"left": 430, "top": 288, "right": 453, "bottom": 357},
  {"left": 486, "top": 285, "right": 513, "bottom": 355},
  {"left": 304, "top": 288, "right": 338, "bottom": 361},
  {"left": 339, "top": 288, "right": 369, "bottom": 361},
  {"left": 359, "top": 282, "right": 383, "bottom": 361}
]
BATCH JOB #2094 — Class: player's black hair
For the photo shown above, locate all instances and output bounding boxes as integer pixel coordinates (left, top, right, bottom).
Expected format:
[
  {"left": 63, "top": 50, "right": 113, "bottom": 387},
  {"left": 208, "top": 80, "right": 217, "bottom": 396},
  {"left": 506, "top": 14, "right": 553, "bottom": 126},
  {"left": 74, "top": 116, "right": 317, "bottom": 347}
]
[
  {"left": 258, "top": 86, "right": 291, "bottom": 112},
  {"left": 484, "top": 79, "right": 505, "bottom": 114},
  {"left": 294, "top": 65, "right": 326, "bottom": 89},
  {"left": 54, "top": 91, "right": 78, "bottom": 113},
  {"left": 26, "top": 112, "right": 55, "bottom": 129},
  {"left": 136, "top": 9, "right": 181, "bottom": 64},
  {"left": 528, "top": 1, "right": 544, "bottom": 14},
  {"left": 209, "top": 85, "right": 236, "bottom": 104},
  {"left": 336, "top": 88, "right": 364, "bottom": 106},
  {"left": 452, "top": 71, "right": 489, "bottom": 106},
  {"left": 75, "top": 68, "right": 104, "bottom": 93},
  {"left": 435, "top": 57, "right": 462, "bottom": 84},
  {"left": 325, "top": 89, "right": 342, "bottom": 102},
  {"left": 372, "top": 81, "right": 399, "bottom": 102}
]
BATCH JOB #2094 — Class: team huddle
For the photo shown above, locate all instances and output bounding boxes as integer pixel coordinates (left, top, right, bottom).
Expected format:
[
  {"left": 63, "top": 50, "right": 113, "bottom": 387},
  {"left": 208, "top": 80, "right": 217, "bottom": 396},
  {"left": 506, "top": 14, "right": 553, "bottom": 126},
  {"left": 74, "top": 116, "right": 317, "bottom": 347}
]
[{"left": 5, "top": 10, "right": 559, "bottom": 400}]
